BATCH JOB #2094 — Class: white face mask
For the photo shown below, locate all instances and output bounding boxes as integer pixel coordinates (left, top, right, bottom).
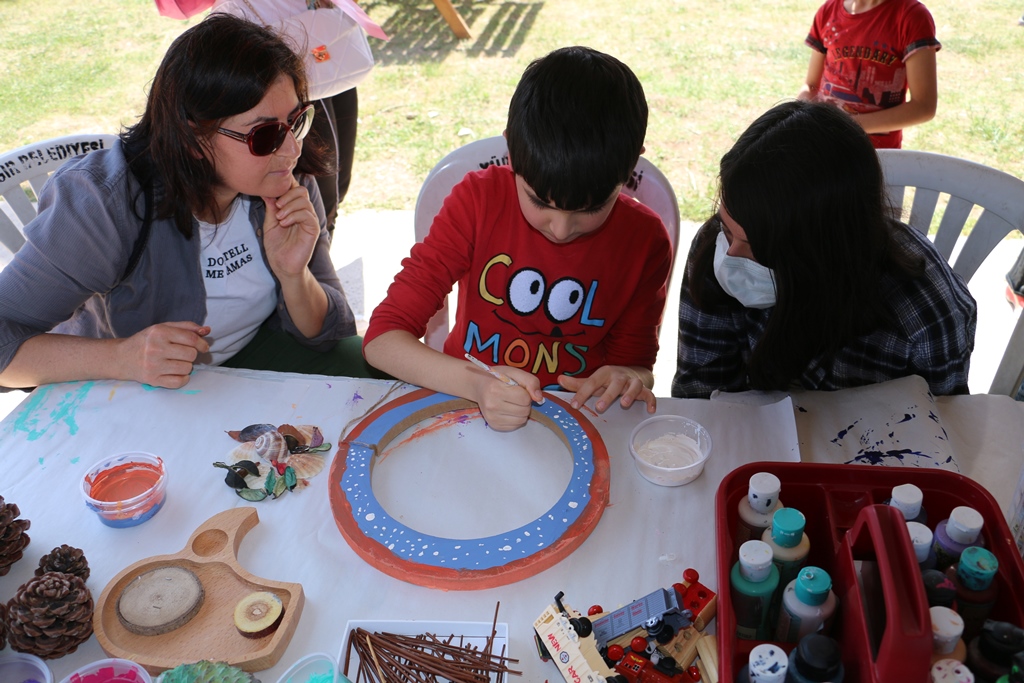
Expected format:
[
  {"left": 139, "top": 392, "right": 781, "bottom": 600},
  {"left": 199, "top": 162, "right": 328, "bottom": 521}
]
[{"left": 712, "top": 231, "right": 777, "bottom": 309}]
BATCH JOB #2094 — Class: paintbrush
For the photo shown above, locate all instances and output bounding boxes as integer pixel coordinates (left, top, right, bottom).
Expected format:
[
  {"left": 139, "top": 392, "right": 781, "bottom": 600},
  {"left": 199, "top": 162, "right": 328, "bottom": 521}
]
[{"left": 464, "top": 353, "right": 519, "bottom": 386}]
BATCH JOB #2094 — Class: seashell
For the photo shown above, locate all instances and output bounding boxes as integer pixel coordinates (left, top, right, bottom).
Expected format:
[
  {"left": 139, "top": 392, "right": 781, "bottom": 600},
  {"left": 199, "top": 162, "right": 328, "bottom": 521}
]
[
  {"left": 227, "top": 424, "right": 277, "bottom": 443},
  {"left": 254, "top": 431, "right": 288, "bottom": 462},
  {"left": 277, "top": 424, "right": 305, "bottom": 445},
  {"left": 277, "top": 424, "right": 323, "bottom": 448},
  {"left": 277, "top": 451, "right": 325, "bottom": 480}
]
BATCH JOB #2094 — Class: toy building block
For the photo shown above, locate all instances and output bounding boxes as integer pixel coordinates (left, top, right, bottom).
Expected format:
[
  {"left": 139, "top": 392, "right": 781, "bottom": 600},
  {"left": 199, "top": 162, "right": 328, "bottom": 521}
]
[
  {"left": 658, "top": 624, "right": 702, "bottom": 669},
  {"left": 695, "top": 634, "right": 719, "bottom": 683},
  {"left": 673, "top": 569, "right": 718, "bottom": 632},
  {"left": 534, "top": 593, "right": 619, "bottom": 683}
]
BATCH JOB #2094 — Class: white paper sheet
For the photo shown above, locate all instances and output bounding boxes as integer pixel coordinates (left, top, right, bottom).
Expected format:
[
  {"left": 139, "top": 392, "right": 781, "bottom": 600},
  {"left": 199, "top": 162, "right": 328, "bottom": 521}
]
[{"left": 0, "top": 368, "right": 800, "bottom": 682}]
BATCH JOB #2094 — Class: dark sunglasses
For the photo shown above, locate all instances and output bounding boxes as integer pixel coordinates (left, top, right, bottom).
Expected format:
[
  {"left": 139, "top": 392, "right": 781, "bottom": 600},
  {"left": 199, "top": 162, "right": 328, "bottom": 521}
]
[{"left": 217, "top": 104, "right": 315, "bottom": 156}]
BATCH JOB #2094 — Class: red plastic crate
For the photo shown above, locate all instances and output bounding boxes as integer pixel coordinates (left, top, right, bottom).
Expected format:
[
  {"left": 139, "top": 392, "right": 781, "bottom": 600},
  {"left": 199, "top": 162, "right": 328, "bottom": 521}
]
[{"left": 715, "top": 462, "right": 1024, "bottom": 683}]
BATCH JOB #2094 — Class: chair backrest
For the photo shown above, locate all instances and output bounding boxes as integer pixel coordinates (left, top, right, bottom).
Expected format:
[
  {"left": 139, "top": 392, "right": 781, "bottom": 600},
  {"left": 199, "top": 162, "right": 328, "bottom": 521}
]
[
  {"left": 0, "top": 133, "right": 118, "bottom": 256},
  {"left": 412, "top": 135, "right": 681, "bottom": 350},
  {"left": 877, "top": 149, "right": 1024, "bottom": 395}
]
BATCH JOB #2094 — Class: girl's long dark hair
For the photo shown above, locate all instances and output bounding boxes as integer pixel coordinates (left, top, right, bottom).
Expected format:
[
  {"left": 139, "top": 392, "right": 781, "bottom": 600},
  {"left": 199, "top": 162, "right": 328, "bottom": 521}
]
[
  {"left": 688, "top": 100, "right": 924, "bottom": 390},
  {"left": 121, "top": 14, "right": 333, "bottom": 238}
]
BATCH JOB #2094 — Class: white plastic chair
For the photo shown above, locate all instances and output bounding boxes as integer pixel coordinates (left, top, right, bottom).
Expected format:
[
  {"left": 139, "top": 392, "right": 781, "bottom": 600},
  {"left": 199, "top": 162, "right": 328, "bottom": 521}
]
[
  {"left": 877, "top": 149, "right": 1024, "bottom": 395},
  {"left": 0, "top": 133, "right": 118, "bottom": 257},
  {"left": 413, "top": 135, "right": 681, "bottom": 350}
]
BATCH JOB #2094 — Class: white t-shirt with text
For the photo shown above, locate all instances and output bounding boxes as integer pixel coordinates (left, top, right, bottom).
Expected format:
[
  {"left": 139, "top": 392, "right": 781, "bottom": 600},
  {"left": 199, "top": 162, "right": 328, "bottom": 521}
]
[{"left": 198, "top": 198, "right": 277, "bottom": 364}]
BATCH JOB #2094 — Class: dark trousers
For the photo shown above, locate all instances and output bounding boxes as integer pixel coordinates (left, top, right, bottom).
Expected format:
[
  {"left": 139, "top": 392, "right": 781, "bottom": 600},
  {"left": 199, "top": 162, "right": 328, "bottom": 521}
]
[
  {"left": 222, "top": 324, "right": 388, "bottom": 379},
  {"left": 311, "top": 88, "right": 358, "bottom": 237}
]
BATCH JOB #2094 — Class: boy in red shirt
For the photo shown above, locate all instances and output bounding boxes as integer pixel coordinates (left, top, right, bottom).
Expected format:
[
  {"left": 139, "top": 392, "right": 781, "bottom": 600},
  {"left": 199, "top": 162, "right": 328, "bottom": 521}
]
[
  {"left": 798, "top": 0, "right": 940, "bottom": 148},
  {"left": 364, "top": 47, "right": 671, "bottom": 431}
]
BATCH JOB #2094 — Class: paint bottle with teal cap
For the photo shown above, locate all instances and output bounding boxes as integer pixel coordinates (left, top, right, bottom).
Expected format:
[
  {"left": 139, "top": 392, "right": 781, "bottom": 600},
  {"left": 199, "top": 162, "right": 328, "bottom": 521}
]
[
  {"left": 761, "top": 507, "right": 811, "bottom": 596},
  {"left": 945, "top": 545, "right": 999, "bottom": 642},
  {"left": 736, "top": 471, "right": 785, "bottom": 545},
  {"left": 775, "top": 566, "right": 837, "bottom": 643},
  {"left": 731, "top": 539, "right": 780, "bottom": 641}
]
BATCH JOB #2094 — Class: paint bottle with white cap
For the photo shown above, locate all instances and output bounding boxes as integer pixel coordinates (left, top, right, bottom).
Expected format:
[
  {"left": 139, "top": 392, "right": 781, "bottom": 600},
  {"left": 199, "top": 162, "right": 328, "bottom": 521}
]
[
  {"left": 736, "top": 472, "right": 785, "bottom": 546},
  {"left": 934, "top": 506, "right": 986, "bottom": 571},
  {"left": 887, "top": 482, "right": 928, "bottom": 525},
  {"left": 736, "top": 643, "right": 789, "bottom": 683},
  {"left": 731, "top": 539, "right": 780, "bottom": 641},
  {"left": 930, "top": 605, "right": 968, "bottom": 665},
  {"left": 930, "top": 659, "right": 976, "bottom": 683},
  {"left": 909, "top": 520, "right": 938, "bottom": 571}
]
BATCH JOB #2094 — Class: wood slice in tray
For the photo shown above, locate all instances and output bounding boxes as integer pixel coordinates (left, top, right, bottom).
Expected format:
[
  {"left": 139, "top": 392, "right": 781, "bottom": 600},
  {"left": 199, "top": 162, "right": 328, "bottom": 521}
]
[
  {"left": 94, "top": 507, "right": 304, "bottom": 675},
  {"left": 117, "top": 566, "right": 205, "bottom": 636}
]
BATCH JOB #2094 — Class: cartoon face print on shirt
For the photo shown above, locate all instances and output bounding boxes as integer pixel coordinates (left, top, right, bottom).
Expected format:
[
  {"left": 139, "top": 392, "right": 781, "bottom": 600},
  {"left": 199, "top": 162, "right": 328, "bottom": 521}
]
[{"left": 462, "top": 175, "right": 624, "bottom": 386}]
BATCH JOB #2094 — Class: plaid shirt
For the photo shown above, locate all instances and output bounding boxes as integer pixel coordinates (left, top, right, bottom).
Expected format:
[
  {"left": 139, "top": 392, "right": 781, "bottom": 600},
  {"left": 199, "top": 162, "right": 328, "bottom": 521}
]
[{"left": 672, "top": 225, "right": 977, "bottom": 398}]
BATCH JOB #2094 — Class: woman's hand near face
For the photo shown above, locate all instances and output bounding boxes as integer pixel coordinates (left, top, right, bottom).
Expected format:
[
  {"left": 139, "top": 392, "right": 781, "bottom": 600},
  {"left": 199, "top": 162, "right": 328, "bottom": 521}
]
[
  {"left": 261, "top": 176, "right": 320, "bottom": 280},
  {"left": 259, "top": 176, "right": 330, "bottom": 338},
  {"left": 121, "top": 321, "right": 211, "bottom": 388}
]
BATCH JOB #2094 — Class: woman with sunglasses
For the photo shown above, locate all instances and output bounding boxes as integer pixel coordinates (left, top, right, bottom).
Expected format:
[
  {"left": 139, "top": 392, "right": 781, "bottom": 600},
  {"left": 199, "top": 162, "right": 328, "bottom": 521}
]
[{"left": 0, "top": 15, "right": 374, "bottom": 390}]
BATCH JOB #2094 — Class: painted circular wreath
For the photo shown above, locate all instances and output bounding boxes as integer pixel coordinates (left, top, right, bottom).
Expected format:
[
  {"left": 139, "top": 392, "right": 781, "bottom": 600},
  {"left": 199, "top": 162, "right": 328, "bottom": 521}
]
[{"left": 328, "top": 388, "right": 610, "bottom": 590}]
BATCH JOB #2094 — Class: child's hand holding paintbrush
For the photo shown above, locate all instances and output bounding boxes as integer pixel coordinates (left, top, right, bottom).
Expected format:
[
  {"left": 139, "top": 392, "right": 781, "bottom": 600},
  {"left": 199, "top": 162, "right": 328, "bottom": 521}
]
[{"left": 464, "top": 353, "right": 545, "bottom": 431}]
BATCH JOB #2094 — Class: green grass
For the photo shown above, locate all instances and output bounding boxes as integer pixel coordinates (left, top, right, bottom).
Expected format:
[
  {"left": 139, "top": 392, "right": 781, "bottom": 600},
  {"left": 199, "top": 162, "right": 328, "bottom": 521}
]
[{"left": 2, "top": 0, "right": 1022, "bottom": 221}]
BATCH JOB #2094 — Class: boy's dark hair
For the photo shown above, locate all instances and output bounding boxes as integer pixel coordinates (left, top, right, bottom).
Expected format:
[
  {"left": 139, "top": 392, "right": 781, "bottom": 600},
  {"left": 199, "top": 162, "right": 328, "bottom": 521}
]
[
  {"left": 121, "top": 14, "right": 333, "bottom": 238},
  {"left": 687, "top": 100, "right": 924, "bottom": 390},
  {"left": 506, "top": 46, "right": 648, "bottom": 211}
]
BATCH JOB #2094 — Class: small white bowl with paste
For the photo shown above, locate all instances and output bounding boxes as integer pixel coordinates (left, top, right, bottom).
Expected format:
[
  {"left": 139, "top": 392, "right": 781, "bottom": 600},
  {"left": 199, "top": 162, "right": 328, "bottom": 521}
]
[{"left": 629, "top": 415, "right": 712, "bottom": 487}]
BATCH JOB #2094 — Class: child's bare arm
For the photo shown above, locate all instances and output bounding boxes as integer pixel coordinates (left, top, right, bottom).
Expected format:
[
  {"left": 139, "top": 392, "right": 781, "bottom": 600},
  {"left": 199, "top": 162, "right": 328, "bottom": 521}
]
[
  {"left": 557, "top": 365, "right": 657, "bottom": 415},
  {"left": 849, "top": 48, "right": 938, "bottom": 134},
  {"left": 797, "top": 51, "right": 826, "bottom": 101},
  {"left": 363, "top": 330, "right": 544, "bottom": 431}
]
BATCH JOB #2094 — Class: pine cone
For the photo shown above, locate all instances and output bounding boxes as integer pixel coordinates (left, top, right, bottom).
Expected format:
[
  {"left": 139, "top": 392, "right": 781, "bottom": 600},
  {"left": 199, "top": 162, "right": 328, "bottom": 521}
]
[
  {"left": 0, "top": 495, "right": 30, "bottom": 576},
  {"left": 36, "top": 545, "right": 89, "bottom": 582},
  {"left": 0, "top": 601, "right": 7, "bottom": 650},
  {"left": 7, "top": 571, "right": 93, "bottom": 659}
]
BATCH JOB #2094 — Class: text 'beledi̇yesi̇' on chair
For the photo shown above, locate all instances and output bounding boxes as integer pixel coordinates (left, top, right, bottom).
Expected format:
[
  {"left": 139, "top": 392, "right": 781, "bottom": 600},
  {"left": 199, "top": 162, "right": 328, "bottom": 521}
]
[{"left": 0, "top": 133, "right": 118, "bottom": 260}]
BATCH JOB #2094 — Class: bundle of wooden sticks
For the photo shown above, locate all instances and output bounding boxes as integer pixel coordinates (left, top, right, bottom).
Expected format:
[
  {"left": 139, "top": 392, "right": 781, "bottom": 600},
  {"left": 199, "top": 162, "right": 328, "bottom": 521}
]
[{"left": 343, "top": 604, "right": 521, "bottom": 682}]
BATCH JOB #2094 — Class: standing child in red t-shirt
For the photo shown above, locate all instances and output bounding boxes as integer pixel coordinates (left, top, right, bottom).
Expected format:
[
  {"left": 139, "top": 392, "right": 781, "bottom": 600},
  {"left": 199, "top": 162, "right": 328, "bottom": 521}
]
[{"left": 797, "top": 0, "right": 941, "bottom": 148}]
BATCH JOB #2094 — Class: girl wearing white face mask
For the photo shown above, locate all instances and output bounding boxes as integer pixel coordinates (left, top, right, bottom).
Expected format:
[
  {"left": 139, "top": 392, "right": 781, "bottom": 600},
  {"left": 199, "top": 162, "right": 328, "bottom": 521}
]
[{"left": 672, "top": 100, "right": 976, "bottom": 399}]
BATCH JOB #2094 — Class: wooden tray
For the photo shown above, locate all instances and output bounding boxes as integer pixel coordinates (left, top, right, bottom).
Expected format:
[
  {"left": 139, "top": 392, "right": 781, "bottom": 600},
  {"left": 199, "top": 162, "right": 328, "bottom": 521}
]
[{"left": 94, "top": 507, "right": 303, "bottom": 675}]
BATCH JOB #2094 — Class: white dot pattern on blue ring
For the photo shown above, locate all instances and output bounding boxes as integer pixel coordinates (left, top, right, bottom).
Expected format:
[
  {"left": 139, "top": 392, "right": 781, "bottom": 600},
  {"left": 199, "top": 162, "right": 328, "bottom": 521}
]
[{"left": 339, "top": 392, "right": 595, "bottom": 571}]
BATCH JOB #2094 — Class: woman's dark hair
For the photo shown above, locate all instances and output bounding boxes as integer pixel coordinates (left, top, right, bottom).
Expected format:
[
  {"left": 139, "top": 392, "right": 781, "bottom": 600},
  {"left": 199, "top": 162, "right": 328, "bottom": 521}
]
[
  {"left": 121, "top": 14, "right": 333, "bottom": 238},
  {"left": 506, "top": 46, "right": 648, "bottom": 211},
  {"left": 687, "top": 100, "right": 924, "bottom": 390}
]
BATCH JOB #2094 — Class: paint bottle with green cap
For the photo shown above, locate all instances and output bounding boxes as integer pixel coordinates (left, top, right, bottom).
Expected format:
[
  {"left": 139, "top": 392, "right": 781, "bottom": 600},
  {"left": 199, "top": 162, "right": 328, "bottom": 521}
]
[
  {"left": 775, "top": 566, "right": 837, "bottom": 643},
  {"left": 731, "top": 539, "right": 781, "bottom": 641},
  {"left": 945, "top": 545, "right": 999, "bottom": 642},
  {"left": 761, "top": 507, "right": 811, "bottom": 594}
]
